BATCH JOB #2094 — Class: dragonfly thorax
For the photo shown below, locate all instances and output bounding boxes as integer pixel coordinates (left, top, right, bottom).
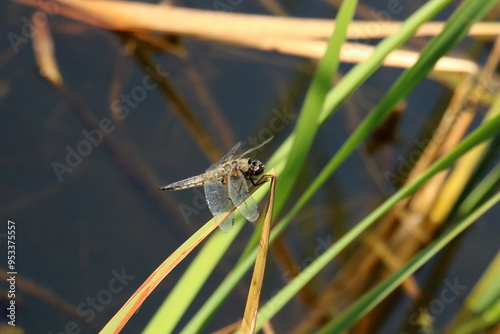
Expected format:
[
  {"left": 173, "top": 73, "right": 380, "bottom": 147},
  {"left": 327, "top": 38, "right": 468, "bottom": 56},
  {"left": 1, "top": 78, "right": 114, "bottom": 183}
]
[{"left": 231, "top": 159, "right": 265, "bottom": 178}]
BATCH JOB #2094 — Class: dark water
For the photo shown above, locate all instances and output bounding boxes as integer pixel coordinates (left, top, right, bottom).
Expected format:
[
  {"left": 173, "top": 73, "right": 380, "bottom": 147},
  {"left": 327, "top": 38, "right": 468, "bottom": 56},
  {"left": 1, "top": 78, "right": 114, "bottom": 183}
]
[{"left": 1, "top": 1, "right": 498, "bottom": 333}]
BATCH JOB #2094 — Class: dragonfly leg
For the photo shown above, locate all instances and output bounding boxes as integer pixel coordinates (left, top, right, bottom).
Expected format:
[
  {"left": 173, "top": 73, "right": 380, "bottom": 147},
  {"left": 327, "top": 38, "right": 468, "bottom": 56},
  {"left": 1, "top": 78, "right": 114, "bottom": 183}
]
[{"left": 250, "top": 178, "right": 257, "bottom": 187}]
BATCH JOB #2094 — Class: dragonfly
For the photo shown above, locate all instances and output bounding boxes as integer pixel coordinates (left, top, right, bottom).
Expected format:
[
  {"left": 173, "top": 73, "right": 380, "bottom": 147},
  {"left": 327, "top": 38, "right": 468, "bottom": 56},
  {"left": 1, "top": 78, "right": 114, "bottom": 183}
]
[{"left": 159, "top": 136, "right": 273, "bottom": 233}]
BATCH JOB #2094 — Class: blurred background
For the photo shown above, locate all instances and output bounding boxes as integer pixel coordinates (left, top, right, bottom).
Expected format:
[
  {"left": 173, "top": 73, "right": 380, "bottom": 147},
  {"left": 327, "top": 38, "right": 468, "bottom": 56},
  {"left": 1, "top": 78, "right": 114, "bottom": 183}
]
[{"left": 0, "top": 0, "right": 499, "bottom": 333}]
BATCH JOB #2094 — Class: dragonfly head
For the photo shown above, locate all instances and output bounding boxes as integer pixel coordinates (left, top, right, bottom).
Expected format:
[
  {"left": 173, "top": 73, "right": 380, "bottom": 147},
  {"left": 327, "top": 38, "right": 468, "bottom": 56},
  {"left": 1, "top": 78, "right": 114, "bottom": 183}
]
[{"left": 248, "top": 159, "right": 265, "bottom": 176}]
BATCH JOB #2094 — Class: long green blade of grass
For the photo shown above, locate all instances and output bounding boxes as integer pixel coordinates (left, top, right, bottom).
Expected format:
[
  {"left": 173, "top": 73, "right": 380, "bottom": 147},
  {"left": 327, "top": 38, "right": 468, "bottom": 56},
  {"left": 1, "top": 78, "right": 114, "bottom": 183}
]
[
  {"left": 240, "top": 0, "right": 358, "bottom": 266},
  {"left": 317, "top": 191, "right": 500, "bottom": 334},
  {"left": 458, "top": 163, "right": 500, "bottom": 216},
  {"left": 142, "top": 223, "right": 244, "bottom": 334},
  {"left": 457, "top": 94, "right": 500, "bottom": 216},
  {"left": 446, "top": 249, "right": 500, "bottom": 334},
  {"left": 272, "top": 0, "right": 357, "bottom": 216}
]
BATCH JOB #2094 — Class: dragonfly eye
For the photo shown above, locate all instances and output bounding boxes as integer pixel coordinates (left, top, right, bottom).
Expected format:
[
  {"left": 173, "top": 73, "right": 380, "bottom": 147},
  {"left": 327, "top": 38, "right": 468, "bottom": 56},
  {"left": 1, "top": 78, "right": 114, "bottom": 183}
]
[{"left": 249, "top": 159, "right": 265, "bottom": 175}]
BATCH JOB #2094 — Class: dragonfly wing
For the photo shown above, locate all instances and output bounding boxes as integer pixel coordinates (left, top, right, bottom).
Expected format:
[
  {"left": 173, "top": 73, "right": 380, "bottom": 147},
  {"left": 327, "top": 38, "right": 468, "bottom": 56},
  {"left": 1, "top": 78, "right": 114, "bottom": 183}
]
[
  {"left": 204, "top": 180, "right": 234, "bottom": 232},
  {"left": 228, "top": 169, "right": 259, "bottom": 222},
  {"left": 234, "top": 136, "right": 273, "bottom": 159},
  {"left": 206, "top": 142, "right": 242, "bottom": 171},
  {"left": 214, "top": 211, "right": 234, "bottom": 233}
]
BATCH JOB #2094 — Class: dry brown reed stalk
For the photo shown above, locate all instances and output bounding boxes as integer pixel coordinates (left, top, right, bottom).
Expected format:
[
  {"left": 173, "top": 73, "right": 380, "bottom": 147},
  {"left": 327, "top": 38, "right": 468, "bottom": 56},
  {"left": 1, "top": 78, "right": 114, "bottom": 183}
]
[
  {"left": 31, "top": 10, "right": 63, "bottom": 86},
  {"left": 13, "top": 0, "right": 499, "bottom": 72},
  {"left": 14, "top": 0, "right": 500, "bottom": 39},
  {"left": 430, "top": 36, "right": 500, "bottom": 224},
  {"left": 241, "top": 171, "right": 276, "bottom": 334}
]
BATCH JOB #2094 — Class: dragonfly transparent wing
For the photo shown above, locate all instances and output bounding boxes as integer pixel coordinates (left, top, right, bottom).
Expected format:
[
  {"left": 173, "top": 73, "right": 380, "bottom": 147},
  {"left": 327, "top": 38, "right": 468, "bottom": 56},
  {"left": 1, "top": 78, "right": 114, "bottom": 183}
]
[
  {"left": 206, "top": 142, "right": 242, "bottom": 172},
  {"left": 204, "top": 180, "right": 234, "bottom": 233},
  {"left": 228, "top": 169, "right": 259, "bottom": 222},
  {"left": 234, "top": 136, "right": 273, "bottom": 159}
]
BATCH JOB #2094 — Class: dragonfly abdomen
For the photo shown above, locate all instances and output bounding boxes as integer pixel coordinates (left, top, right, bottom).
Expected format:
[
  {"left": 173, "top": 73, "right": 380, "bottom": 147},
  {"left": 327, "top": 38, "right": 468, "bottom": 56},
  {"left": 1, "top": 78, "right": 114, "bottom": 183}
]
[
  {"left": 159, "top": 176, "right": 205, "bottom": 191},
  {"left": 159, "top": 169, "right": 225, "bottom": 191}
]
